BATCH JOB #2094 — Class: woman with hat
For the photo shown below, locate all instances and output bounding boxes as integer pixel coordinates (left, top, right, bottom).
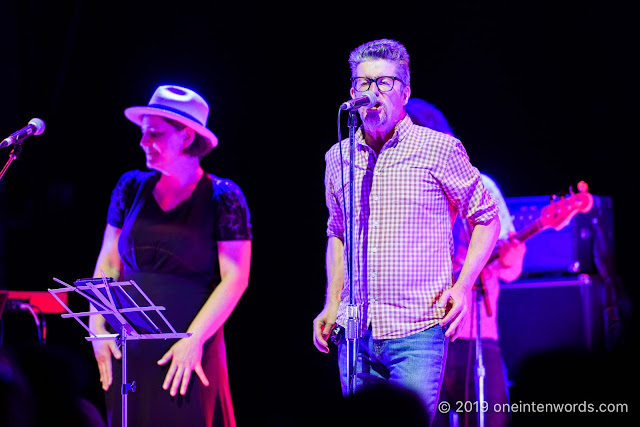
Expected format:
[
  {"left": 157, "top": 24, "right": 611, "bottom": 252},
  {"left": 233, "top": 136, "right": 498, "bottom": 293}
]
[{"left": 89, "top": 85, "right": 252, "bottom": 426}]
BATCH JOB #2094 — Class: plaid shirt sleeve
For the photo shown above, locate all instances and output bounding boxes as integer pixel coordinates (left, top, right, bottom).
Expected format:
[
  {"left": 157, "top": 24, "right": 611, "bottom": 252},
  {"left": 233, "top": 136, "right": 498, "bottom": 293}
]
[
  {"left": 436, "top": 138, "right": 499, "bottom": 226},
  {"left": 325, "top": 146, "right": 346, "bottom": 241}
]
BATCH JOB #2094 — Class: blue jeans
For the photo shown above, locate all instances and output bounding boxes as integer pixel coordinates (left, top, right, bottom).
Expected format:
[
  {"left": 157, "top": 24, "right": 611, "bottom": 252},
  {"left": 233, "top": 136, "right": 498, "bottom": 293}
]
[{"left": 338, "top": 325, "right": 448, "bottom": 424}]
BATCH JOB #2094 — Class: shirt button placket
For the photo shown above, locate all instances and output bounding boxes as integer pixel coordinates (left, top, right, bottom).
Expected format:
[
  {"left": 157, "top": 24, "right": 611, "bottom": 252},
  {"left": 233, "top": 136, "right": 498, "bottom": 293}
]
[{"left": 371, "top": 169, "right": 381, "bottom": 317}]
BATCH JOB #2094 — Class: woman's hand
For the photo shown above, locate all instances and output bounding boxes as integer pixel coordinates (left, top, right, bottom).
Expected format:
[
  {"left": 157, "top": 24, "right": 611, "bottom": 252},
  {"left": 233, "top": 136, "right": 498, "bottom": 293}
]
[
  {"left": 157, "top": 336, "right": 210, "bottom": 396},
  {"left": 92, "top": 338, "right": 122, "bottom": 391}
]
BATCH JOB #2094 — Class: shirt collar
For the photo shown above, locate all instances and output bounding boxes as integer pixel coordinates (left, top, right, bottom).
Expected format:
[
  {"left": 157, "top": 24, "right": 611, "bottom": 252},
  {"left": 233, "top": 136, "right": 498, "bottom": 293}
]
[{"left": 355, "top": 114, "right": 413, "bottom": 151}]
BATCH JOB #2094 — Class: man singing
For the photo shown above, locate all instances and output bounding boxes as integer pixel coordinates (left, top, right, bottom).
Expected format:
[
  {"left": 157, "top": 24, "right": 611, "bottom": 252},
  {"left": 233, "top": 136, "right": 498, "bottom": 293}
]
[{"left": 313, "top": 39, "right": 500, "bottom": 424}]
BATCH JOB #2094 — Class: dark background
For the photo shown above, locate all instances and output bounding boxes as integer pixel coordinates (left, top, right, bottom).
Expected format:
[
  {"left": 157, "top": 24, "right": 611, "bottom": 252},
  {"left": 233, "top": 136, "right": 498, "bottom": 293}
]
[{"left": 0, "top": 0, "right": 634, "bottom": 425}]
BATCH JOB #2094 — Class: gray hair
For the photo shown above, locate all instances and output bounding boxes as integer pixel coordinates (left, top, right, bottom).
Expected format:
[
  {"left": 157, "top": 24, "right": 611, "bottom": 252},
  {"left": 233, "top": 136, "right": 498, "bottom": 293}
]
[{"left": 348, "top": 39, "right": 411, "bottom": 87}]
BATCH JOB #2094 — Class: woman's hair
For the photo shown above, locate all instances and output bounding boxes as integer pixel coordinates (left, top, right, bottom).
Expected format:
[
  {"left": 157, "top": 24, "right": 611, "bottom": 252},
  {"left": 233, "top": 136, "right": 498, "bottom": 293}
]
[
  {"left": 348, "top": 39, "right": 411, "bottom": 87},
  {"left": 160, "top": 116, "right": 212, "bottom": 159}
]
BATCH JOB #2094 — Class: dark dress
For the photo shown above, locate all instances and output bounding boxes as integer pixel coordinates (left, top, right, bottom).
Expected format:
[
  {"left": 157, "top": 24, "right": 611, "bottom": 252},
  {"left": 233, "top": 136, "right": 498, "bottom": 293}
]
[{"left": 103, "top": 170, "right": 251, "bottom": 427}]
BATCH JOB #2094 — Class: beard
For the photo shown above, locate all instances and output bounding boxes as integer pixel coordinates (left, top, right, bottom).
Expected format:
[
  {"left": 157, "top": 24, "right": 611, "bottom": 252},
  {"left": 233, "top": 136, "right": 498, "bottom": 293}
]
[{"left": 360, "top": 107, "right": 387, "bottom": 130}]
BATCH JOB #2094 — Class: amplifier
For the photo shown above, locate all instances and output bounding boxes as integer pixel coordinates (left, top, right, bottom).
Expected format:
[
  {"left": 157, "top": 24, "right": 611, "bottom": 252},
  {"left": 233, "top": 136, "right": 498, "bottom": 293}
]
[
  {"left": 505, "top": 194, "right": 614, "bottom": 277},
  {"left": 497, "top": 275, "right": 607, "bottom": 382}
]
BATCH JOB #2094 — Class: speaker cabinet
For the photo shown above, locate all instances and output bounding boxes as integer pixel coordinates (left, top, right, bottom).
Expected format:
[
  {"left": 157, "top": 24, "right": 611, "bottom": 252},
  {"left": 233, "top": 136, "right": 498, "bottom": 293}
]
[{"left": 497, "top": 275, "right": 607, "bottom": 383}]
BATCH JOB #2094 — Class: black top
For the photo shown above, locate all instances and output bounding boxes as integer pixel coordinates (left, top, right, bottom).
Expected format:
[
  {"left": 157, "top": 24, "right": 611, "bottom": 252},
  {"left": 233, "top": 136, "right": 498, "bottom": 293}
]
[
  {"left": 108, "top": 170, "right": 252, "bottom": 284},
  {"left": 103, "top": 169, "right": 251, "bottom": 427}
]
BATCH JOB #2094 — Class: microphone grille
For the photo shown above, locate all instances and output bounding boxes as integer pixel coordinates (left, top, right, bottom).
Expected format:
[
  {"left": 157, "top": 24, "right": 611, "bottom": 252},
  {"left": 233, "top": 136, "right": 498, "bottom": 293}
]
[
  {"left": 28, "top": 118, "right": 46, "bottom": 135},
  {"left": 362, "top": 91, "right": 376, "bottom": 107}
]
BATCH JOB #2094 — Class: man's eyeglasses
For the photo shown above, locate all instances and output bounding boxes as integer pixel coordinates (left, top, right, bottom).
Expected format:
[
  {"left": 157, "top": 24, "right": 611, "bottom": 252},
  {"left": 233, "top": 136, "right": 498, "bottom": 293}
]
[{"left": 351, "top": 76, "right": 404, "bottom": 93}]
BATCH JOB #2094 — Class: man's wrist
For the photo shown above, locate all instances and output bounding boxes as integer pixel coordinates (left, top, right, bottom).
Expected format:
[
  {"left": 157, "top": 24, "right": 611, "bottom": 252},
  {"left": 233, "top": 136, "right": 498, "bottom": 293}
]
[{"left": 324, "top": 295, "right": 341, "bottom": 307}]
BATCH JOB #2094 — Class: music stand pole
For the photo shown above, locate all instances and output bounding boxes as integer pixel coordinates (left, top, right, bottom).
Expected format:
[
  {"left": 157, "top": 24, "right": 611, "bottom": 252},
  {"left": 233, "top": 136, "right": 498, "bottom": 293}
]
[
  {"left": 119, "top": 325, "right": 136, "bottom": 427},
  {"left": 345, "top": 109, "right": 359, "bottom": 396}
]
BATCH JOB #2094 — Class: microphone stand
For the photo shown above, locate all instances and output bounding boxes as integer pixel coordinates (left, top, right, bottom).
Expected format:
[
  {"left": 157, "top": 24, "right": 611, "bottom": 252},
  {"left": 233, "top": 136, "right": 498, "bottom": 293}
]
[
  {"left": 345, "top": 109, "right": 359, "bottom": 396},
  {"left": 0, "top": 143, "right": 22, "bottom": 182},
  {"left": 473, "top": 280, "right": 491, "bottom": 427}
]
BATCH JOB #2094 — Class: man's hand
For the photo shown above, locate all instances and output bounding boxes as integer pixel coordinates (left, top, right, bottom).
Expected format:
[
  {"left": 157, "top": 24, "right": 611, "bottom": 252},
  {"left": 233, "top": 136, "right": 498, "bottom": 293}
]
[
  {"left": 497, "top": 232, "right": 526, "bottom": 268},
  {"left": 313, "top": 303, "right": 339, "bottom": 353},
  {"left": 437, "top": 284, "right": 470, "bottom": 342}
]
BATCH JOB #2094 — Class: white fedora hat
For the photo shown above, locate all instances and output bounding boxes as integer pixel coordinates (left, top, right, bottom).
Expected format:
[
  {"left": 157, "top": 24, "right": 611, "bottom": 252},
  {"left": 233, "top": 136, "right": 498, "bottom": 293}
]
[{"left": 124, "top": 85, "right": 218, "bottom": 149}]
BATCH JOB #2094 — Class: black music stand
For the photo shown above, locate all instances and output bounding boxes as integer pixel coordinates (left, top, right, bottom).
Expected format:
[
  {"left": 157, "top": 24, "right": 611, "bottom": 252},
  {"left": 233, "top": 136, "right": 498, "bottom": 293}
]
[{"left": 48, "top": 274, "right": 191, "bottom": 427}]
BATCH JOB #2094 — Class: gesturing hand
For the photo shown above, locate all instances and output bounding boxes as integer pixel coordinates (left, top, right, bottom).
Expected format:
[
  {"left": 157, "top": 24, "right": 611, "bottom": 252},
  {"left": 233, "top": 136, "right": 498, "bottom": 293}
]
[
  {"left": 92, "top": 338, "right": 122, "bottom": 391},
  {"left": 157, "top": 337, "right": 210, "bottom": 396}
]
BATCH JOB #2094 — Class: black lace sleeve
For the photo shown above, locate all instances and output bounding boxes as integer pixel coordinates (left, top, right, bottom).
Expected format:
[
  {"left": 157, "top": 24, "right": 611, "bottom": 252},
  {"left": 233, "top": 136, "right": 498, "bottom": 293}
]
[
  {"left": 106, "top": 170, "right": 140, "bottom": 228},
  {"left": 212, "top": 176, "right": 252, "bottom": 241}
]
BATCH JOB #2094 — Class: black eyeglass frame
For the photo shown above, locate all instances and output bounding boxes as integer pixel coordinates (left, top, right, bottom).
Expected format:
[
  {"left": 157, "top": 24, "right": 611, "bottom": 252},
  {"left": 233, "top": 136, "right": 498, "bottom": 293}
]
[{"left": 350, "top": 76, "right": 404, "bottom": 92}]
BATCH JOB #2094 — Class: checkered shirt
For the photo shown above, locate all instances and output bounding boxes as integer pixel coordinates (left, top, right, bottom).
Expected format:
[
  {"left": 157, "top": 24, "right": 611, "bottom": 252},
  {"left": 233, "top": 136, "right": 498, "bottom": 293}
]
[{"left": 325, "top": 115, "right": 499, "bottom": 339}]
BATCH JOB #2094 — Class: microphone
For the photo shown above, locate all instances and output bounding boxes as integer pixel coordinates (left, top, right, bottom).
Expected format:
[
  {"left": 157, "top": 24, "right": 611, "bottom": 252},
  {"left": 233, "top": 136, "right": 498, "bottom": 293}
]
[
  {"left": 1, "top": 118, "right": 46, "bottom": 149},
  {"left": 340, "top": 91, "right": 376, "bottom": 110}
]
